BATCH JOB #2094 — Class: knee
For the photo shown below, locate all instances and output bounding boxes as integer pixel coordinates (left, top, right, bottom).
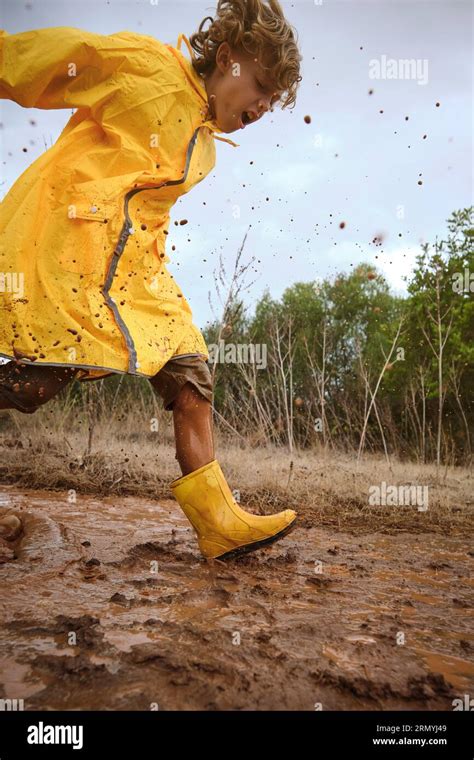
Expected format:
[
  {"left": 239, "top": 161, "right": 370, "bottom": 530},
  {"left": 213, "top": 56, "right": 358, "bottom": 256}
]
[
  {"left": 0, "top": 385, "right": 41, "bottom": 414},
  {"left": 0, "top": 366, "right": 76, "bottom": 414}
]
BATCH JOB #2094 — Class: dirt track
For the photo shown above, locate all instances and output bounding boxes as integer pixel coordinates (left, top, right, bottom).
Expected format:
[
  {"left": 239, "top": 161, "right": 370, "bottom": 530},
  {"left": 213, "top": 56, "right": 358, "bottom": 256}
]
[{"left": 0, "top": 485, "right": 472, "bottom": 711}]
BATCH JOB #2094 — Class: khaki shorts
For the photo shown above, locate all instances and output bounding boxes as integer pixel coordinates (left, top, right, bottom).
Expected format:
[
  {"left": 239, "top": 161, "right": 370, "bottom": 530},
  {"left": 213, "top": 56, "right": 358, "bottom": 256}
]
[
  {"left": 0, "top": 355, "right": 213, "bottom": 414},
  {"left": 149, "top": 354, "right": 214, "bottom": 411}
]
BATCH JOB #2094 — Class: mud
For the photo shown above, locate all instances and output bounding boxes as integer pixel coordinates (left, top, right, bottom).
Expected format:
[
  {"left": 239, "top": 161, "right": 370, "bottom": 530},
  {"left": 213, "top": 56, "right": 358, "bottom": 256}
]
[{"left": 0, "top": 485, "right": 472, "bottom": 711}]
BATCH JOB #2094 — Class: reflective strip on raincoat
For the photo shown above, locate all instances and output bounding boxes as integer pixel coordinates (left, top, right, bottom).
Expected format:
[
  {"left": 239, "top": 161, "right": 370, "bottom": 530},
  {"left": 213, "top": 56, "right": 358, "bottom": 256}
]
[{"left": 0, "top": 27, "right": 239, "bottom": 379}]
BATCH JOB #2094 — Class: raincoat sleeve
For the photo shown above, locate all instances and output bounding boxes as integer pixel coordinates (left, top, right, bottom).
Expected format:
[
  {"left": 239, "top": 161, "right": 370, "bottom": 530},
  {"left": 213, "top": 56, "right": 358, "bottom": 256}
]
[{"left": 0, "top": 26, "right": 150, "bottom": 110}]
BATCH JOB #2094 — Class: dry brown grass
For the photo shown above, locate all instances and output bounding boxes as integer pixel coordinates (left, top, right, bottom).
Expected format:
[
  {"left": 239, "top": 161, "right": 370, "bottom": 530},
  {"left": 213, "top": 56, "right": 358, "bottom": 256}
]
[{"left": 0, "top": 397, "right": 472, "bottom": 536}]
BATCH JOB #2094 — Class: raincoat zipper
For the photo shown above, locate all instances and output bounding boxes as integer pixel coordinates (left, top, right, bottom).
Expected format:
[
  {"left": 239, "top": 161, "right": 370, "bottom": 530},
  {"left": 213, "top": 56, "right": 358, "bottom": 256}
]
[
  {"left": 101, "top": 33, "right": 239, "bottom": 374},
  {"left": 102, "top": 126, "right": 201, "bottom": 373}
]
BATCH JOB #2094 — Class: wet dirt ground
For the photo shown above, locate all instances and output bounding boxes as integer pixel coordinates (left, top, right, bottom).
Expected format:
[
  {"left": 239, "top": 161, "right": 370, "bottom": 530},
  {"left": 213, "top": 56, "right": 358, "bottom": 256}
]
[{"left": 0, "top": 485, "right": 472, "bottom": 711}]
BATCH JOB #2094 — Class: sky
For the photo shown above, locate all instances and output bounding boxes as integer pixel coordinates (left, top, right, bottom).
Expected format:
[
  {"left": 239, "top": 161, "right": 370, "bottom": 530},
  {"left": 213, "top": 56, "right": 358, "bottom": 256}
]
[{"left": 0, "top": 0, "right": 472, "bottom": 330}]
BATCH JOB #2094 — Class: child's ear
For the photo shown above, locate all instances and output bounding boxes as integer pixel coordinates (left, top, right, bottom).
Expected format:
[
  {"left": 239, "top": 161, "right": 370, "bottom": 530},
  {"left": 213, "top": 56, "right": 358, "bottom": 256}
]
[{"left": 216, "top": 41, "right": 232, "bottom": 72}]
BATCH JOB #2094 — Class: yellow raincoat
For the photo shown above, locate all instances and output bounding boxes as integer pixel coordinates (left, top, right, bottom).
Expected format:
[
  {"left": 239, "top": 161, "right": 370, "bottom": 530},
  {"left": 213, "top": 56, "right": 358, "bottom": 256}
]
[{"left": 0, "top": 26, "right": 239, "bottom": 380}]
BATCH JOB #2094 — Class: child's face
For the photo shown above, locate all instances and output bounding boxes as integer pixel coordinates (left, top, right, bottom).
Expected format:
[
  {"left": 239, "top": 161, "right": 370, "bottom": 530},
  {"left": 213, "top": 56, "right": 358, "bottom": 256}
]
[{"left": 203, "top": 42, "right": 281, "bottom": 133}]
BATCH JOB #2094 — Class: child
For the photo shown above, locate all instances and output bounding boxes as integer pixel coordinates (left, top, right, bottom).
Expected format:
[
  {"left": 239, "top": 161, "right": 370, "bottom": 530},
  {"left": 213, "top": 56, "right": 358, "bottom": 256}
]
[{"left": 0, "top": 0, "right": 302, "bottom": 559}]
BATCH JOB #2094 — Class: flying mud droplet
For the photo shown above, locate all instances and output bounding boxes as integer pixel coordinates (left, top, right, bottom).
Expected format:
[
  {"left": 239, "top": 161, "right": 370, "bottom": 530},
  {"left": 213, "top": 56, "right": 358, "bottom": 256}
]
[
  {"left": 304, "top": 115, "right": 311, "bottom": 124},
  {"left": 371, "top": 233, "right": 386, "bottom": 247}
]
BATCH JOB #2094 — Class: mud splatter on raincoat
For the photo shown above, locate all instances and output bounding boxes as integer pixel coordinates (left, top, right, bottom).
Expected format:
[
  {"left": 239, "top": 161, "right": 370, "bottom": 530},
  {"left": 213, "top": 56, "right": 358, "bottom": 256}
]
[{"left": 0, "top": 27, "right": 238, "bottom": 379}]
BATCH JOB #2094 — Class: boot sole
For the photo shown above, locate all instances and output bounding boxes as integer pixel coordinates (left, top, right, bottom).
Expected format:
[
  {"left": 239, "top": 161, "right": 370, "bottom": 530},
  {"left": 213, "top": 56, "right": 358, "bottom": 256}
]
[{"left": 213, "top": 515, "right": 298, "bottom": 561}]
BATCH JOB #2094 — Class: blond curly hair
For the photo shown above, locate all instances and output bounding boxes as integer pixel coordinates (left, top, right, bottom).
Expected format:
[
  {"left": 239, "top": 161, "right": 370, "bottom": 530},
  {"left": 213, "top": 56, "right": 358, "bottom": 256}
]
[{"left": 188, "top": 0, "right": 302, "bottom": 110}]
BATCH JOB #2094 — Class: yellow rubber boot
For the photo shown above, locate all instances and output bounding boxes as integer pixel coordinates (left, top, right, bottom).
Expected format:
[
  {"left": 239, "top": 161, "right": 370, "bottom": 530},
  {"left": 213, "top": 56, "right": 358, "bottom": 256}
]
[{"left": 170, "top": 459, "right": 297, "bottom": 559}]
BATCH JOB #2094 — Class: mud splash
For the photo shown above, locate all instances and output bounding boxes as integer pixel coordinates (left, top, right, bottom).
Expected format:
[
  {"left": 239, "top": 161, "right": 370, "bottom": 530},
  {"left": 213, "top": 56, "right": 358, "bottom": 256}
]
[{"left": 0, "top": 486, "right": 472, "bottom": 710}]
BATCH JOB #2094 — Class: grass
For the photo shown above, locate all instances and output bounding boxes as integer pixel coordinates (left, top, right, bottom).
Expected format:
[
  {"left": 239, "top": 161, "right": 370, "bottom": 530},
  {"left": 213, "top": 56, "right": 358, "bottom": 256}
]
[{"left": 0, "top": 388, "right": 472, "bottom": 536}]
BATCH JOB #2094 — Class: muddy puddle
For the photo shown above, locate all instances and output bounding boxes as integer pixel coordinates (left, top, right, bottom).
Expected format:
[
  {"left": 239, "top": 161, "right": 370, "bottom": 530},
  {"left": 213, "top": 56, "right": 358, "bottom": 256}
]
[{"left": 0, "top": 485, "right": 472, "bottom": 710}]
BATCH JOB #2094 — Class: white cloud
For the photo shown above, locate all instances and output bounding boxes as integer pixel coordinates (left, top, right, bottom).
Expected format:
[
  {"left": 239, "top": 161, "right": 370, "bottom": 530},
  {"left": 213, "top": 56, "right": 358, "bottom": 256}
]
[
  {"left": 378, "top": 244, "right": 423, "bottom": 294},
  {"left": 315, "top": 240, "right": 423, "bottom": 296}
]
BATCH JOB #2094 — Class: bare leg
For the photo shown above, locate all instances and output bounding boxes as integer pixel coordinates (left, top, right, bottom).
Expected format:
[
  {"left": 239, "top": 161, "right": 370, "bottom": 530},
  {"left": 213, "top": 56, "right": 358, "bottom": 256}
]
[
  {"left": 0, "top": 362, "right": 78, "bottom": 412},
  {"left": 172, "top": 382, "right": 214, "bottom": 476},
  {"left": 169, "top": 380, "right": 297, "bottom": 560}
]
